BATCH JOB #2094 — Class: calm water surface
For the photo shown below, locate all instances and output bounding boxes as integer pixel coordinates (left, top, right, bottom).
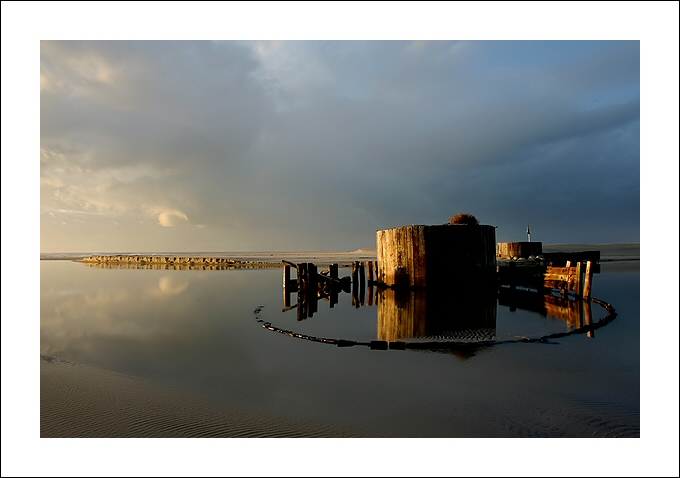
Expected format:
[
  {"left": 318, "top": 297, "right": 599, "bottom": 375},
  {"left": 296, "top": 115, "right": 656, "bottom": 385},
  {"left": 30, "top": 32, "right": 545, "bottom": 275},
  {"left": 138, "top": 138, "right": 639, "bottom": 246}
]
[{"left": 40, "top": 260, "right": 640, "bottom": 437}]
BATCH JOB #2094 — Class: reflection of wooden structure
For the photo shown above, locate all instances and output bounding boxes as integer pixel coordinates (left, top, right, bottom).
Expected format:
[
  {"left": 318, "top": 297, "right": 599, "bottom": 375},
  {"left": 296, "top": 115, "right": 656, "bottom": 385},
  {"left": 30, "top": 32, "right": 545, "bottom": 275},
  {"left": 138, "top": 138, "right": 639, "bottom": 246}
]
[
  {"left": 377, "top": 288, "right": 497, "bottom": 342},
  {"left": 544, "top": 295, "right": 587, "bottom": 329},
  {"left": 283, "top": 260, "right": 377, "bottom": 320},
  {"left": 376, "top": 225, "right": 496, "bottom": 289},
  {"left": 498, "top": 287, "right": 595, "bottom": 337}
]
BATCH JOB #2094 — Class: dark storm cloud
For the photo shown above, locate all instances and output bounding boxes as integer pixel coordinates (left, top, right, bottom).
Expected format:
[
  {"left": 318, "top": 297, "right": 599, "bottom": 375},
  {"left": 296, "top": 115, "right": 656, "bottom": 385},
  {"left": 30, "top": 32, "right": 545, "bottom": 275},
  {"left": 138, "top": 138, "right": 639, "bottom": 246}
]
[{"left": 40, "top": 40, "right": 639, "bottom": 251}]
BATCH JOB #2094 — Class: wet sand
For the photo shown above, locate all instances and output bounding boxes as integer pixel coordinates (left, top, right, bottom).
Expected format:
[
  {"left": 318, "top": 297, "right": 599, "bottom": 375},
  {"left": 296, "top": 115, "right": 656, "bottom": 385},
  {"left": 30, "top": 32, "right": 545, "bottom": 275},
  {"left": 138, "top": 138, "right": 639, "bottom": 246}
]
[
  {"left": 39, "top": 243, "right": 640, "bottom": 439},
  {"left": 40, "top": 355, "right": 377, "bottom": 438}
]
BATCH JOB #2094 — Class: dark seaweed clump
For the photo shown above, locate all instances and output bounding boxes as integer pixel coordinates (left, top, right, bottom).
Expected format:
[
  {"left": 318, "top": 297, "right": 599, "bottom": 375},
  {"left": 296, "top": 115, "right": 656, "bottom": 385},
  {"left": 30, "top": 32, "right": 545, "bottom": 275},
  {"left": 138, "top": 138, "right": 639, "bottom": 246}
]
[{"left": 448, "top": 213, "right": 479, "bottom": 225}]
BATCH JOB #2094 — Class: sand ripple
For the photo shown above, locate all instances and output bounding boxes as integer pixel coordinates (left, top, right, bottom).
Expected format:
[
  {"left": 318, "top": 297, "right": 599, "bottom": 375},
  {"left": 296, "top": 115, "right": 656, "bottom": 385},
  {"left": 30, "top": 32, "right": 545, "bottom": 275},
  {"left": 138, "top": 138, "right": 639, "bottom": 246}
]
[{"left": 40, "top": 355, "right": 376, "bottom": 438}]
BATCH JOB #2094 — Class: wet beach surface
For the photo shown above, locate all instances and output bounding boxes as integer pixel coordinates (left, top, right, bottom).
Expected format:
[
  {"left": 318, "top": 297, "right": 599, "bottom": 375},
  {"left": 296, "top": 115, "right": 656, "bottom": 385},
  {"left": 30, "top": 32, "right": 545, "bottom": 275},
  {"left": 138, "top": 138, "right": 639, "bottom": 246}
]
[{"left": 40, "top": 245, "right": 640, "bottom": 438}]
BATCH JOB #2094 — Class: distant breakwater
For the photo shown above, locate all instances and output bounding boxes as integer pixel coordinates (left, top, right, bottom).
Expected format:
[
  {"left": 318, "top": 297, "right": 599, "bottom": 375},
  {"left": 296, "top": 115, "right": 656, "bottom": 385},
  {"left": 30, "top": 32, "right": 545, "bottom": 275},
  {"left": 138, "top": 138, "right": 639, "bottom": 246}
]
[{"left": 76, "top": 255, "right": 282, "bottom": 270}]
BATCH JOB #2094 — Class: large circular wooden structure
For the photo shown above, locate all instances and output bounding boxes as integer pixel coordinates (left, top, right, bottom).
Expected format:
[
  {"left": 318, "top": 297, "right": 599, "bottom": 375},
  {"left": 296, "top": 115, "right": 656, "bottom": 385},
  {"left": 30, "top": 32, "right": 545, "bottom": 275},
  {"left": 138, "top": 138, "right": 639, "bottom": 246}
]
[
  {"left": 497, "top": 241, "right": 542, "bottom": 259},
  {"left": 376, "top": 224, "right": 497, "bottom": 289}
]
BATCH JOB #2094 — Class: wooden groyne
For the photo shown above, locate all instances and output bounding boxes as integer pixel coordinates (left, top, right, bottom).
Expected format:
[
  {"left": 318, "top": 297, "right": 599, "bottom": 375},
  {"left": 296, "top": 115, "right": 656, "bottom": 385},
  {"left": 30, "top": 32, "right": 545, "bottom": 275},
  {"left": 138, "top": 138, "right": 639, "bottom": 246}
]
[{"left": 76, "top": 255, "right": 281, "bottom": 269}]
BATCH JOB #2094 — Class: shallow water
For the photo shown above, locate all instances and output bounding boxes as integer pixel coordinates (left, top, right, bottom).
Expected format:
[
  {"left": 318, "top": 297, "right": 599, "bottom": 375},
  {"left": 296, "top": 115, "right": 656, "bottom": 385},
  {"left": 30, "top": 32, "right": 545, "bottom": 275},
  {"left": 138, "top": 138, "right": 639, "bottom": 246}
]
[{"left": 40, "top": 260, "right": 640, "bottom": 437}]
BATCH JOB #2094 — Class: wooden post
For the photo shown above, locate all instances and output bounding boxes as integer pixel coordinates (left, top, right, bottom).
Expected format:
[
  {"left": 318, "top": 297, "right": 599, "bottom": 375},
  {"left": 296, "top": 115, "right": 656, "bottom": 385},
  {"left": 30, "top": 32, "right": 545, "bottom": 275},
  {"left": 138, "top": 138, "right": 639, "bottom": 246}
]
[
  {"left": 582, "top": 261, "right": 593, "bottom": 299},
  {"left": 308, "top": 263, "right": 317, "bottom": 291},
  {"left": 359, "top": 262, "right": 366, "bottom": 291},
  {"left": 575, "top": 261, "right": 582, "bottom": 297},
  {"left": 329, "top": 263, "right": 338, "bottom": 280},
  {"left": 283, "top": 265, "right": 292, "bottom": 308},
  {"left": 367, "top": 261, "right": 374, "bottom": 282},
  {"left": 307, "top": 263, "right": 317, "bottom": 317}
]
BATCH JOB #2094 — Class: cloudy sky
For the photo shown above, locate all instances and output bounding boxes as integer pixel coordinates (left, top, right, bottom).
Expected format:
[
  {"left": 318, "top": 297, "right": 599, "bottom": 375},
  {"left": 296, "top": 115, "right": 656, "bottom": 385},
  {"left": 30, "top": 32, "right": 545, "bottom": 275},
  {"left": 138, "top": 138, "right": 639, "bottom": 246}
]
[
  {"left": 38, "top": 38, "right": 641, "bottom": 252},
  {"left": 1, "top": 2, "right": 673, "bottom": 256}
]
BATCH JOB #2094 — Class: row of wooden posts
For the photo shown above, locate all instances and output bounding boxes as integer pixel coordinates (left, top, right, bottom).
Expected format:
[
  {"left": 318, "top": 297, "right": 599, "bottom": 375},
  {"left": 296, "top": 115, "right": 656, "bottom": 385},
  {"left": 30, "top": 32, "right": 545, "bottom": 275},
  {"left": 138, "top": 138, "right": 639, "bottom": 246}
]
[
  {"left": 283, "top": 261, "right": 379, "bottom": 320},
  {"left": 283, "top": 257, "right": 596, "bottom": 322},
  {"left": 501, "top": 260, "right": 594, "bottom": 299}
]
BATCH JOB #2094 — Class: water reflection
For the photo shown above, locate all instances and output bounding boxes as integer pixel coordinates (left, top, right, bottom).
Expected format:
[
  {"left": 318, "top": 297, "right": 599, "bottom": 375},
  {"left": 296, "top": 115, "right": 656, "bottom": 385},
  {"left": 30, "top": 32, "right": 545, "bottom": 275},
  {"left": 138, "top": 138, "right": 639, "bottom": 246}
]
[
  {"left": 376, "top": 288, "right": 497, "bottom": 342},
  {"left": 284, "top": 269, "right": 600, "bottom": 349},
  {"left": 157, "top": 276, "right": 189, "bottom": 295},
  {"left": 498, "top": 287, "right": 595, "bottom": 337},
  {"left": 40, "top": 261, "right": 637, "bottom": 437},
  {"left": 83, "top": 262, "right": 278, "bottom": 270}
]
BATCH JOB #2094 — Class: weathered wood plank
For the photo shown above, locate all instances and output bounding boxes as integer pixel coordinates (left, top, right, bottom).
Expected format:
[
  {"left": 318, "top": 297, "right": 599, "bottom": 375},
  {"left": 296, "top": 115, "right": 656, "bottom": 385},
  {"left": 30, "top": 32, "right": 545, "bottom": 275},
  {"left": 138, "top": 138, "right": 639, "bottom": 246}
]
[
  {"left": 376, "top": 224, "right": 496, "bottom": 288},
  {"left": 583, "top": 261, "right": 593, "bottom": 299}
]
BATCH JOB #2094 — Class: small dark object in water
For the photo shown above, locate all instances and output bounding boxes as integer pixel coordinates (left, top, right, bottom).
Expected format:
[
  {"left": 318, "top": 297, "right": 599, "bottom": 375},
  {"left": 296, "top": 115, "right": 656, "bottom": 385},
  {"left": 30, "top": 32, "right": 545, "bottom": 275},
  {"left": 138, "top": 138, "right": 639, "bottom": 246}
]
[{"left": 370, "top": 341, "right": 388, "bottom": 350}]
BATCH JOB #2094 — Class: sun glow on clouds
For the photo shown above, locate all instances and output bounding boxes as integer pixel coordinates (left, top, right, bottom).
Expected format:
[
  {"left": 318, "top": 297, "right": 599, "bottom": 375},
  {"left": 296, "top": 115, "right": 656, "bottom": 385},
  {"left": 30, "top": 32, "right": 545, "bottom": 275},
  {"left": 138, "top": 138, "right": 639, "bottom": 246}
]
[
  {"left": 40, "top": 43, "right": 121, "bottom": 96},
  {"left": 156, "top": 209, "right": 189, "bottom": 227},
  {"left": 41, "top": 146, "right": 196, "bottom": 228}
]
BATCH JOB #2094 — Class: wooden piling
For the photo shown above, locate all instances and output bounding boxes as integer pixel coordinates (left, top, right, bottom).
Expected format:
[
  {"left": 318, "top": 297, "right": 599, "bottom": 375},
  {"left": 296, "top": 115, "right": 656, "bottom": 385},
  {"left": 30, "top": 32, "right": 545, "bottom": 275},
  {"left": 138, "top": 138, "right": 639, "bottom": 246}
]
[
  {"left": 497, "top": 241, "right": 542, "bottom": 259},
  {"left": 283, "top": 265, "right": 292, "bottom": 307},
  {"left": 376, "top": 224, "right": 496, "bottom": 289},
  {"left": 367, "top": 261, "right": 374, "bottom": 282},
  {"left": 308, "top": 263, "right": 317, "bottom": 292},
  {"left": 359, "top": 266, "right": 366, "bottom": 306},
  {"left": 330, "top": 263, "right": 338, "bottom": 280},
  {"left": 283, "top": 264, "right": 290, "bottom": 288},
  {"left": 583, "top": 261, "right": 593, "bottom": 299}
]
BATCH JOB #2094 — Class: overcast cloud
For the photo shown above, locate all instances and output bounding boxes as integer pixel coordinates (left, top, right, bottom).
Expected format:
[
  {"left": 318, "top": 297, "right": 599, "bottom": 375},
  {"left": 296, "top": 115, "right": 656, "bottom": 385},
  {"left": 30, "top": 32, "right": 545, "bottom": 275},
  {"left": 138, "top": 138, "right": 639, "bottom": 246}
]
[{"left": 40, "top": 40, "right": 640, "bottom": 252}]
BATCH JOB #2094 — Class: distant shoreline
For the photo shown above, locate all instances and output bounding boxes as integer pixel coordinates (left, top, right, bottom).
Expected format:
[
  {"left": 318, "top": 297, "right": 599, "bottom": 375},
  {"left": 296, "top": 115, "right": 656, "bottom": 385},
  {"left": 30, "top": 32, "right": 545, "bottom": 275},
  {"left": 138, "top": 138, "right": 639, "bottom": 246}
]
[{"left": 40, "top": 243, "right": 640, "bottom": 264}]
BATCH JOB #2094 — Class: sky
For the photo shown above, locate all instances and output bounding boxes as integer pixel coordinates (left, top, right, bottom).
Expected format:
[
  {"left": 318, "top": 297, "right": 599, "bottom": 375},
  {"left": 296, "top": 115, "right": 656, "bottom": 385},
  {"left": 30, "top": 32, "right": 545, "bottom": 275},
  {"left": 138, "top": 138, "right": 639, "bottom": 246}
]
[{"left": 37, "top": 38, "right": 643, "bottom": 252}]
